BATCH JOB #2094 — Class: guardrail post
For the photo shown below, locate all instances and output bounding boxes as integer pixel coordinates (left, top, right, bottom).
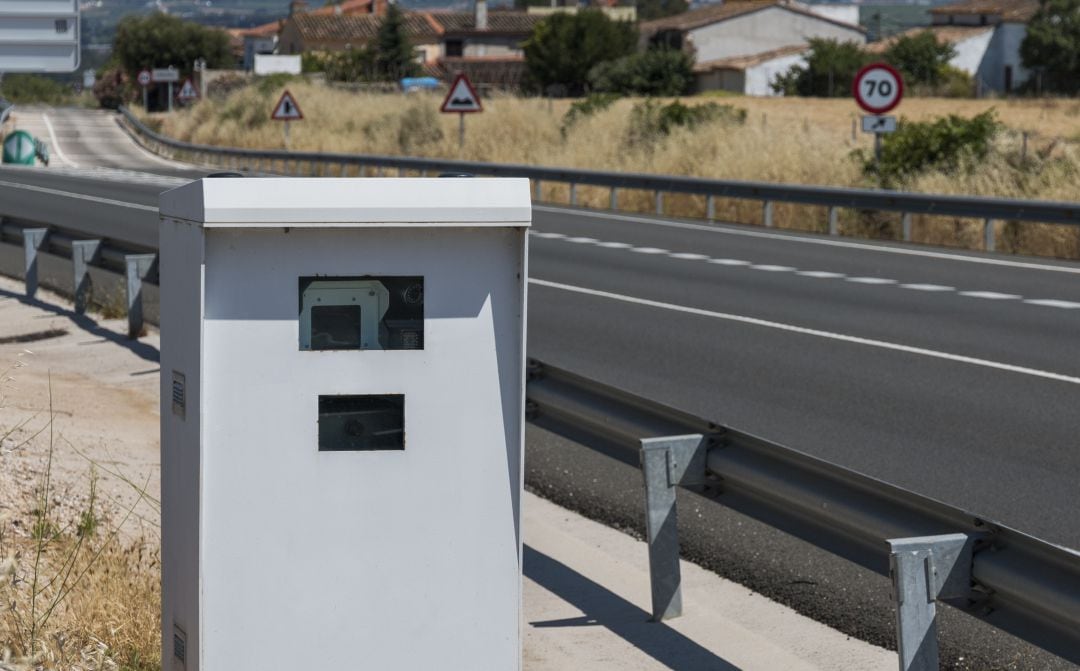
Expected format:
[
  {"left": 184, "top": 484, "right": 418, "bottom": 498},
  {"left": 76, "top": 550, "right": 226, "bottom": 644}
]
[
  {"left": 984, "top": 218, "right": 996, "bottom": 252},
  {"left": 398, "top": 167, "right": 406, "bottom": 177},
  {"left": 888, "top": 534, "right": 973, "bottom": 671},
  {"left": 706, "top": 195, "right": 715, "bottom": 222},
  {"left": 828, "top": 206, "right": 839, "bottom": 236},
  {"left": 902, "top": 213, "right": 913, "bottom": 242},
  {"left": 534, "top": 179, "right": 542, "bottom": 202},
  {"left": 125, "top": 254, "right": 156, "bottom": 339},
  {"left": 610, "top": 187, "right": 618, "bottom": 211},
  {"left": 655, "top": 191, "right": 664, "bottom": 216},
  {"left": 762, "top": 200, "right": 774, "bottom": 228},
  {"left": 640, "top": 434, "right": 709, "bottom": 621},
  {"left": 569, "top": 182, "right": 577, "bottom": 206},
  {"left": 72, "top": 240, "right": 101, "bottom": 315},
  {"left": 22, "top": 228, "right": 48, "bottom": 298}
]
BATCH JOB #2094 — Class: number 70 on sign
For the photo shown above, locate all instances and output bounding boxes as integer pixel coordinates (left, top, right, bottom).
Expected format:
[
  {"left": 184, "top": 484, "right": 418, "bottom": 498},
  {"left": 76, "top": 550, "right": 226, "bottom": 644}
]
[{"left": 852, "top": 62, "right": 904, "bottom": 115}]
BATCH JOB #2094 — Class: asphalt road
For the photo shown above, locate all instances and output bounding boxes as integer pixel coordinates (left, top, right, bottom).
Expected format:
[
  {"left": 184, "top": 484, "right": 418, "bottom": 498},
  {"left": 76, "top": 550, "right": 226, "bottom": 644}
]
[{"left": 2, "top": 107, "right": 1079, "bottom": 667}]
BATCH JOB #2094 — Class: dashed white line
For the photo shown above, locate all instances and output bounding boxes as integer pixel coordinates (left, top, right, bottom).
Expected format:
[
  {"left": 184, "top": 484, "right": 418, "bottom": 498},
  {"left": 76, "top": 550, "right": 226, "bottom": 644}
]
[
  {"left": 901, "top": 283, "right": 955, "bottom": 292},
  {"left": 529, "top": 278, "right": 1080, "bottom": 386},
  {"left": 1024, "top": 299, "right": 1080, "bottom": 309},
  {"left": 709, "top": 258, "right": 751, "bottom": 266},
  {"left": 631, "top": 247, "right": 669, "bottom": 254},
  {"left": 533, "top": 232, "right": 565, "bottom": 239},
  {"left": 565, "top": 236, "right": 598, "bottom": 244},
  {"left": 596, "top": 241, "right": 633, "bottom": 249},
  {"left": 846, "top": 277, "right": 897, "bottom": 285},
  {"left": 797, "top": 271, "right": 845, "bottom": 279},
  {"left": 669, "top": 252, "right": 710, "bottom": 260},
  {"left": 959, "top": 291, "right": 1021, "bottom": 300},
  {"left": 750, "top": 264, "right": 796, "bottom": 272}
]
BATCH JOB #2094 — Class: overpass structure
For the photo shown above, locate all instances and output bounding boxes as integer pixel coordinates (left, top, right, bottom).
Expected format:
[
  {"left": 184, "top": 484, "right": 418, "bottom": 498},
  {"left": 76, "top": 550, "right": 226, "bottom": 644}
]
[{"left": 1, "top": 106, "right": 1079, "bottom": 669}]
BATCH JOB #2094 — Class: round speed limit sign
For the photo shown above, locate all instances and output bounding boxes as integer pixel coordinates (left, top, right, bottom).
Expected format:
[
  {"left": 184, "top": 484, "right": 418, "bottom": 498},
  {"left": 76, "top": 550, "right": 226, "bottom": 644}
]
[
  {"left": 853, "top": 63, "right": 903, "bottom": 114},
  {"left": 137, "top": 69, "right": 152, "bottom": 87}
]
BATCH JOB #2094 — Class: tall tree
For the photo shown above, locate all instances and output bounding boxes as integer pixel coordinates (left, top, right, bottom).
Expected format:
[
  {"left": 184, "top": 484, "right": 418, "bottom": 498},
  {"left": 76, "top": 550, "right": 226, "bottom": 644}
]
[
  {"left": 771, "top": 38, "right": 869, "bottom": 97},
  {"left": 1020, "top": 0, "right": 1080, "bottom": 94},
  {"left": 884, "top": 30, "right": 956, "bottom": 87},
  {"left": 523, "top": 10, "right": 637, "bottom": 96},
  {"left": 113, "top": 13, "right": 232, "bottom": 78},
  {"left": 636, "top": 0, "right": 689, "bottom": 22},
  {"left": 375, "top": 4, "right": 420, "bottom": 81}
]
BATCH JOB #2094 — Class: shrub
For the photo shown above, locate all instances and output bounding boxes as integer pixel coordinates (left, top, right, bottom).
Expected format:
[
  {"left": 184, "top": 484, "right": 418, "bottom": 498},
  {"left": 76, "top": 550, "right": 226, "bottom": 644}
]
[
  {"left": 321, "top": 48, "right": 378, "bottom": 83},
  {"left": 883, "top": 30, "right": 956, "bottom": 88},
  {"left": 628, "top": 99, "right": 745, "bottom": 145},
  {"left": 588, "top": 48, "right": 695, "bottom": 97},
  {"left": 523, "top": 10, "right": 637, "bottom": 96},
  {"left": 856, "top": 110, "right": 1000, "bottom": 187},
  {"left": 0, "top": 74, "right": 73, "bottom": 105},
  {"left": 207, "top": 72, "right": 250, "bottom": 100},
  {"left": 92, "top": 68, "right": 130, "bottom": 109},
  {"left": 561, "top": 92, "right": 620, "bottom": 134}
]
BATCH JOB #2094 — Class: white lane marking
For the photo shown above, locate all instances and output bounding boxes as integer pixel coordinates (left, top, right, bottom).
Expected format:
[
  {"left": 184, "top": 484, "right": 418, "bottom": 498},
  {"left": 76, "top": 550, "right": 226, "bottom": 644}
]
[
  {"left": 846, "top": 277, "right": 897, "bottom": 285},
  {"left": 750, "top": 264, "right": 796, "bottom": 272},
  {"left": 565, "top": 236, "right": 598, "bottom": 244},
  {"left": 709, "top": 258, "right": 751, "bottom": 266},
  {"left": 798, "top": 271, "right": 845, "bottom": 279},
  {"left": 534, "top": 205, "right": 1080, "bottom": 275},
  {"left": 0, "top": 179, "right": 157, "bottom": 211},
  {"left": 669, "top": 252, "right": 710, "bottom": 260},
  {"left": 41, "top": 112, "right": 79, "bottom": 168},
  {"left": 1024, "top": 299, "right": 1080, "bottom": 309},
  {"left": 901, "top": 283, "right": 955, "bottom": 292},
  {"left": 632, "top": 247, "right": 669, "bottom": 254},
  {"left": 529, "top": 278, "right": 1080, "bottom": 385},
  {"left": 532, "top": 232, "right": 565, "bottom": 239},
  {"left": 597, "top": 241, "right": 633, "bottom": 249},
  {"left": 959, "top": 291, "right": 1021, "bottom": 300}
]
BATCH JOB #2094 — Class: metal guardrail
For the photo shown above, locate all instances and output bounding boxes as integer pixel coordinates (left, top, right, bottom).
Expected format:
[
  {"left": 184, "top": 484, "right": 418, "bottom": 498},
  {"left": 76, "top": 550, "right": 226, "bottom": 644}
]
[
  {"left": 2, "top": 160, "right": 1080, "bottom": 668},
  {"left": 527, "top": 360, "right": 1080, "bottom": 669},
  {"left": 117, "top": 106, "right": 1080, "bottom": 254}
]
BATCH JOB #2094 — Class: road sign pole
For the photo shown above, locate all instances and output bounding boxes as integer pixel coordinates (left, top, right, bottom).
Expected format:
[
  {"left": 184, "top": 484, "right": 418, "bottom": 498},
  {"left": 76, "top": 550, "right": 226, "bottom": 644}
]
[
  {"left": 142, "top": 85, "right": 148, "bottom": 110},
  {"left": 168, "top": 82, "right": 173, "bottom": 113},
  {"left": 284, "top": 120, "right": 290, "bottom": 150},
  {"left": 458, "top": 112, "right": 465, "bottom": 150},
  {"left": 875, "top": 133, "right": 882, "bottom": 166}
]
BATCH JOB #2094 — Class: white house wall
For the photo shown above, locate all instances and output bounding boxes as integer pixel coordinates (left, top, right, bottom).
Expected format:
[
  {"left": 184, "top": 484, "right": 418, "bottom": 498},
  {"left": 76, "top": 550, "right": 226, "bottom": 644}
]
[
  {"left": 977, "top": 22, "right": 1030, "bottom": 92},
  {"left": 747, "top": 53, "right": 807, "bottom": 96},
  {"left": 948, "top": 30, "right": 994, "bottom": 75},
  {"left": 793, "top": 3, "right": 860, "bottom": 27},
  {"left": 687, "top": 6, "right": 864, "bottom": 63}
]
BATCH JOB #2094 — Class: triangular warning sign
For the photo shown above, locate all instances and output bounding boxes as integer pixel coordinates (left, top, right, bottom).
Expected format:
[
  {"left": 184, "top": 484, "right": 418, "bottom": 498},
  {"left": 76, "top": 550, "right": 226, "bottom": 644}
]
[
  {"left": 177, "top": 77, "right": 199, "bottom": 101},
  {"left": 440, "top": 74, "right": 482, "bottom": 114},
  {"left": 271, "top": 90, "right": 303, "bottom": 121}
]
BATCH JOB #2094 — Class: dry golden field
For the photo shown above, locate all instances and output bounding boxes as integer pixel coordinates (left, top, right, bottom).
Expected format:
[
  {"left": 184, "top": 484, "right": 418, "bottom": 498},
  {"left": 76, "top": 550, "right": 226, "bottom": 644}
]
[{"left": 149, "top": 80, "right": 1080, "bottom": 258}]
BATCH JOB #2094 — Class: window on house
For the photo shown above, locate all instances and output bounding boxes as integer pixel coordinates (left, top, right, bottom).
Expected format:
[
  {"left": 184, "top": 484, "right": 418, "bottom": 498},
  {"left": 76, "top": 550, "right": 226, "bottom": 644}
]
[{"left": 446, "top": 40, "right": 463, "bottom": 57}]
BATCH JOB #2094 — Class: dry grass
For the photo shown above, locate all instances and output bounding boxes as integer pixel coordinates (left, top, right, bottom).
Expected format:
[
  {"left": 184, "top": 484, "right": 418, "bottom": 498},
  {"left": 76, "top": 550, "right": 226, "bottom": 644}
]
[
  {"left": 1, "top": 371, "right": 160, "bottom": 671},
  {"left": 149, "top": 80, "right": 1080, "bottom": 258}
]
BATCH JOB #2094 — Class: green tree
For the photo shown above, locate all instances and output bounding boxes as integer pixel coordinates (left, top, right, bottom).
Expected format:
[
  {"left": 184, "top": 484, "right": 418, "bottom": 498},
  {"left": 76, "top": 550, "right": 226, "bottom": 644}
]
[
  {"left": 374, "top": 4, "right": 420, "bottom": 81},
  {"left": 883, "top": 30, "right": 956, "bottom": 87},
  {"left": 113, "top": 13, "right": 232, "bottom": 78},
  {"left": 523, "top": 10, "right": 637, "bottom": 96},
  {"left": 771, "top": 38, "right": 869, "bottom": 97},
  {"left": 588, "top": 48, "right": 694, "bottom": 96},
  {"left": 1020, "top": 0, "right": 1080, "bottom": 94},
  {"left": 637, "top": 0, "right": 689, "bottom": 22}
]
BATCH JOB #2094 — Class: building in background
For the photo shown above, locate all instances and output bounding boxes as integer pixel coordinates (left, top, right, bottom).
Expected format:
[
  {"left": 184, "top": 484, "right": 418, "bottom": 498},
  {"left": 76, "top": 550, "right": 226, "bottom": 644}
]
[
  {"left": 926, "top": 0, "right": 1038, "bottom": 94},
  {"left": 640, "top": 0, "right": 865, "bottom": 94}
]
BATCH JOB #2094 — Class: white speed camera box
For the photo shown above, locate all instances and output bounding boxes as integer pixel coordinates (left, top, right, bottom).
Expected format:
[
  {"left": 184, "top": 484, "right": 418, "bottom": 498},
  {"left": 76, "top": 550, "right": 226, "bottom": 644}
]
[{"left": 158, "top": 178, "right": 530, "bottom": 670}]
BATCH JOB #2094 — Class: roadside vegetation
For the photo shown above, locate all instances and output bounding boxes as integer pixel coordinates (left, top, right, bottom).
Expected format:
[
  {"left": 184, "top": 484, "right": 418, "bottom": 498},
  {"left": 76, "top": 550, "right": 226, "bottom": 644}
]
[{"left": 1, "top": 364, "right": 160, "bottom": 670}]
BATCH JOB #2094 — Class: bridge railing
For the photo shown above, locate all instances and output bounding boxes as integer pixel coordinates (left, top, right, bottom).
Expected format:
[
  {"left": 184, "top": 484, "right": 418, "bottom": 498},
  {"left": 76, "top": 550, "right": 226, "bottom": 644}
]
[{"left": 117, "top": 106, "right": 1080, "bottom": 254}]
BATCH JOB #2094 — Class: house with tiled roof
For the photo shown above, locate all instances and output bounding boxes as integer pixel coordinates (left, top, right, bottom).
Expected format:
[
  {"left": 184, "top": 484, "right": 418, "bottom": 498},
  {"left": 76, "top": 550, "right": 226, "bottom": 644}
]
[
  {"left": 278, "top": 1, "right": 543, "bottom": 87},
  {"left": 639, "top": 0, "right": 864, "bottom": 94},
  {"left": 922, "top": 0, "right": 1040, "bottom": 93}
]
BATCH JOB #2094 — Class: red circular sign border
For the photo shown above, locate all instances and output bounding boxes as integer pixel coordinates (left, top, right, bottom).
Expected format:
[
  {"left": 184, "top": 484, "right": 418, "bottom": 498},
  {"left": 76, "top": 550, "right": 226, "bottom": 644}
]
[{"left": 852, "top": 62, "right": 904, "bottom": 114}]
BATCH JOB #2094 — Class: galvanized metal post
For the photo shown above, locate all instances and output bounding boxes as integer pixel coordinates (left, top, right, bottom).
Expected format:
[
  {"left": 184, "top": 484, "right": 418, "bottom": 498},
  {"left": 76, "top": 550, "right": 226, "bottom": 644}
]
[
  {"left": 706, "top": 195, "right": 715, "bottom": 222},
  {"left": 984, "top": 218, "right": 996, "bottom": 252},
  {"left": 398, "top": 166, "right": 406, "bottom": 177},
  {"left": 828, "top": 207, "right": 839, "bottom": 236},
  {"left": 902, "top": 213, "right": 913, "bottom": 242},
  {"left": 72, "top": 239, "right": 101, "bottom": 314},
  {"left": 610, "top": 187, "right": 618, "bottom": 211},
  {"left": 655, "top": 191, "right": 664, "bottom": 215},
  {"left": 534, "top": 179, "right": 542, "bottom": 202},
  {"left": 762, "top": 200, "right": 774, "bottom": 228},
  {"left": 888, "top": 534, "right": 973, "bottom": 671},
  {"left": 22, "top": 228, "right": 48, "bottom": 298},
  {"left": 640, "top": 434, "right": 709, "bottom": 621},
  {"left": 125, "top": 254, "right": 156, "bottom": 339},
  {"left": 569, "top": 182, "right": 577, "bottom": 206}
]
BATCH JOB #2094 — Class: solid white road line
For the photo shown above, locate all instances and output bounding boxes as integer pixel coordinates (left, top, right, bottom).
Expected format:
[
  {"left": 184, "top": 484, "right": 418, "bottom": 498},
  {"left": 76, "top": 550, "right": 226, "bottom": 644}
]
[
  {"left": 534, "top": 205, "right": 1080, "bottom": 275},
  {"left": 41, "top": 113, "right": 79, "bottom": 168},
  {"left": 529, "top": 277, "right": 1080, "bottom": 386},
  {"left": 0, "top": 179, "right": 158, "bottom": 211}
]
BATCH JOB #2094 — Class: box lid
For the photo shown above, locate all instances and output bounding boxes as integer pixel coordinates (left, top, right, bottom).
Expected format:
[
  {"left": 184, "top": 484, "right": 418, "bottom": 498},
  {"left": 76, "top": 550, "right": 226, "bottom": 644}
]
[{"left": 159, "top": 177, "right": 531, "bottom": 228}]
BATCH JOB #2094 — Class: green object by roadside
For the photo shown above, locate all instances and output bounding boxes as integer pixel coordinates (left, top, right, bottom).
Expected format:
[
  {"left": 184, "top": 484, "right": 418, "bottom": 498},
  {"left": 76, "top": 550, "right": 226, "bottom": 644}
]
[{"left": 3, "top": 129, "right": 37, "bottom": 165}]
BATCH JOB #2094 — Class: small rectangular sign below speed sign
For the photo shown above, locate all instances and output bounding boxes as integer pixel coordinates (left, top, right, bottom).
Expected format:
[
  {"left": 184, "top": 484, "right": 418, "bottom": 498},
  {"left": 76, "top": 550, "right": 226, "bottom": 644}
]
[{"left": 862, "top": 115, "right": 897, "bottom": 134}]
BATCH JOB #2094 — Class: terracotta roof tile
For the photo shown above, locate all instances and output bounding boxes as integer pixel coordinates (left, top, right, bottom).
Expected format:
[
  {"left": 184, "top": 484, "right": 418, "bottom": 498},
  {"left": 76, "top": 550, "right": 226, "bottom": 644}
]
[
  {"left": 641, "top": 0, "right": 864, "bottom": 36},
  {"left": 693, "top": 43, "right": 808, "bottom": 71},
  {"left": 290, "top": 12, "right": 441, "bottom": 44}
]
